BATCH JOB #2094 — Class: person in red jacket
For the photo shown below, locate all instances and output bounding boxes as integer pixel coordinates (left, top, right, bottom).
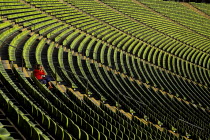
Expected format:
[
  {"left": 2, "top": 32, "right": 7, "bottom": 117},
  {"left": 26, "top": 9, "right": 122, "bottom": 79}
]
[{"left": 33, "top": 64, "right": 53, "bottom": 89}]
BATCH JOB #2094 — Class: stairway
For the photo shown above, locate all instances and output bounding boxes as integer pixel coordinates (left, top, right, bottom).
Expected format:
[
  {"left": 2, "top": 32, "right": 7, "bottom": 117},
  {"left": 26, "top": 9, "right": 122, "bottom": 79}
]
[{"left": 181, "top": 2, "right": 210, "bottom": 19}]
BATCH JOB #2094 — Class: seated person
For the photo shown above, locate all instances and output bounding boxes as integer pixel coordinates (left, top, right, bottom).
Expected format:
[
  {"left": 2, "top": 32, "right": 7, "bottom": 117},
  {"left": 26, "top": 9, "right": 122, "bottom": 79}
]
[{"left": 33, "top": 64, "right": 53, "bottom": 89}]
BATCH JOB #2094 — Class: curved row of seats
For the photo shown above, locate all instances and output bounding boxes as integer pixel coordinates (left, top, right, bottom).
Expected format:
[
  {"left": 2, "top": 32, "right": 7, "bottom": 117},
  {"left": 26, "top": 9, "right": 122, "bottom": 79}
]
[{"left": 0, "top": 0, "right": 209, "bottom": 140}]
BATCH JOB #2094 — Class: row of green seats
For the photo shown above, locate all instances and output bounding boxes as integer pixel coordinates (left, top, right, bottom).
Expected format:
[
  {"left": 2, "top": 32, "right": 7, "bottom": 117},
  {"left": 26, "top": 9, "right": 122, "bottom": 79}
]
[
  {"left": 31, "top": 68, "right": 108, "bottom": 140},
  {"left": 190, "top": 2, "right": 210, "bottom": 15},
  {"left": 23, "top": 0, "right": 208, "bottom": 81},
  {"left": 35, "top": 38, "right": 46, "bottom": 65},
  {"left": 100, "top": 0, "right": 210, "bottom": 52},
  {"left": 77, "top": 32, "right": 209, "bottom": 86},
  {"left": 0, "top": 109, "right": 24, "bottom": 140},
  {"left": 46, "top": 24, "right": 69, "bottom": 39},
  {"left": 9, "top": 30, "right": 30, "bottom": 61},
  {"left": 137, "top": 0, "right": 210, "bottom": 38},
  {"left": 12, "top": 15, "right": 208, "bottom": 140},
  {"left": 0, "top": 89, "right": 48, "bottom": 140},
  {"left": 35, "top": 43, "right": 135, "bottom": 139},
  {"left": 25, "top": 22, "right": 208, "bottom": 109},
  {"left": 55, "top": 27, "right": 75, "bottom": 43},
  {"left": 0, "top": 21, "right": 12, "bottom": 30},
  {"left": 13, "top": 12, "right": 45, "bottom": 21},
  {"left": 38, "top": 22, "right": 63, "bottom": 36},
  {"left": 63, "top": 30, "right": 80, "bottom": 46},
  {"left": 69, "top": 88, "right": 158, "bottom": 140},
  {"left": 89, "top": 58, "right": 209, "bottom": 138},
  {"left": 47, "top": 42, "right": 62, "bottom": 81},
  {"left": 67, "top": 55, "right": 207, "bottom": 139},
  {"left": 0, "top": 9, "right": 34, "bottom": 15},
  {"left": 58, "top": 46, "right": 78, "bottom": 89},
  {"left": 1, "top": 0, "right": 66, "bottom": 37},
  {"left": 23, "top": 34, "right": 39, "bottom": 68},
  {"left": 66, "top": 0, "right": 210, "bottom": 62},
  {"left": 57, "top": 50, "right": 166, "bottom": 139},
  {"left": 87, "top": 28, "right": 208, "bottom": 85},
  {"left": 0, "top": 63, "right": 51, "bottom": 140},
  {"left": 111, "top": 45, "right": 210, "bottom": 108},
  {"left": 12, "top": 66, "right": 76, "bottom": 140},
  {"left": 0, "top": 25, "right": 20, "bottom": 46}
]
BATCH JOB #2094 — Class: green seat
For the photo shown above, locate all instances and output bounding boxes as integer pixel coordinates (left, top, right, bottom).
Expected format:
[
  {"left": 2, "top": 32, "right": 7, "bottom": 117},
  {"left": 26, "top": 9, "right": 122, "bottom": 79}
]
[
  {"left": 99, "top": 132, "right": 107, "bottom": 140},
  {"left": 56, "top": 110, "right": 63, "bottom": 123},
  {"left": 0, "top": 128, "right": 10, "bottom": 137},
  {"left": 39, "top": 134, "right": 50, "bottom": 140},
  {"left": 0, "top": 122, "right": 3, "bottom": 128},
  {"left": 81, "top": 129, "right": 89, "bottom": 140},
  {"left": 61, "top": 114, "right": 69, "bottom": 129},
  {"left": 31, "top": 127, "right": 42, "bottom": 140},
  {"left": 93, "top": 127, "right": 100, "bottom": 140},
  {"left": 76, "top": 115, "right": 83, "bottom": 128},
  {"left": 68, "top": 119, "right": 81, "bottom": 139},
  {"left": 84, "top": 122, "right": 93, "bottom": 135},
  {"left": 49, "top": 119, "right": 57, "bottom": 136},
  {"left": 56, "top": 125, "right": 64, "bottom": 140},
  {"left": 25, "top": 120, "right": 36, "bottom": 138},
  {"left": 42, "top": 114, "right": 50, "bottom": 130},
  {"left": 88, "top": 134, "right": 96, "bottom": 140},
  {"left": 64, "top": 130, "right": 74, "bottom": 140},
  {"left": 0, "top": 136, "right": 15, "bottom": 140}
]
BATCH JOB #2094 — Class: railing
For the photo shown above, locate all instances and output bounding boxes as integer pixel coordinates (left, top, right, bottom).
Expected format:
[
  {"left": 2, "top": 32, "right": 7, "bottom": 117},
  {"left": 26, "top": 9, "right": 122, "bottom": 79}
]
[
  {"left": 178, "top": 119, "right": 204, "bottom": 130},
  {"left": 120, "top": 94, "right": 147, "bottom": 106}
]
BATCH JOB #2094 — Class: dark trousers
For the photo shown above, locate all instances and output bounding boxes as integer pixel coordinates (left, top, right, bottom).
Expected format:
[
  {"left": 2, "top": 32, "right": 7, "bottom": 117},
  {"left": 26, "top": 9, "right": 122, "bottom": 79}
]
[{"left": 38, "top": 75, "right": 51, "bottom": 85}]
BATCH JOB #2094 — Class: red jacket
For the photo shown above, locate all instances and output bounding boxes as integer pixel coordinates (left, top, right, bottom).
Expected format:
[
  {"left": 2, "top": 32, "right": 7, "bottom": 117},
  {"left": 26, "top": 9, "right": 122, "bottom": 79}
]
[{"left": 33, "top": 69, "right": 45, "bottom": 80}]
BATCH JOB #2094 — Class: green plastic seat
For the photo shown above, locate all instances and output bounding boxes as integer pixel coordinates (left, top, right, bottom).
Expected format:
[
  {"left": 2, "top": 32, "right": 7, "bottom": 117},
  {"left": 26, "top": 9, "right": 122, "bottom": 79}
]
[{"left": 0, "top": 128, "right": 10, "bottom": 137}]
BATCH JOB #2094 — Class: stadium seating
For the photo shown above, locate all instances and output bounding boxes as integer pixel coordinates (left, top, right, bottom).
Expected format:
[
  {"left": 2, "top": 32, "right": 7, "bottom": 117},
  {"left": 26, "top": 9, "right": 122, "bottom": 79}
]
[
  {"left": 0, "top": 0, "right": 209, "bottom": 139},
  {"left": 190, "top": 2, "right": 210, "bottom": 15}
]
